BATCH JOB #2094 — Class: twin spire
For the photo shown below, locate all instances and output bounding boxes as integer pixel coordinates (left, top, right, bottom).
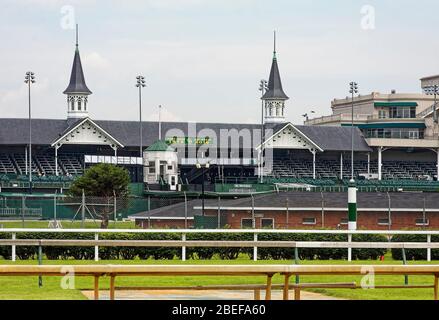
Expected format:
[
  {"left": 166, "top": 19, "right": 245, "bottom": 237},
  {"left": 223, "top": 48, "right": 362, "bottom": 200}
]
[
  {"left": 262, "top": 30, "right": 289, "bottom": 101},
  {"left": 63, "top": 24, "right": 92, "bottom": 95}
]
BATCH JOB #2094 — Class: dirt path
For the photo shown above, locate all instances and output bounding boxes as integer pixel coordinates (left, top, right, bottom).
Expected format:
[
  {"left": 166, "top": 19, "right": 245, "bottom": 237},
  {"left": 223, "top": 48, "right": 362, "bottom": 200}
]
[{"left": 82, "top": 289, "right": 343, "bottom": 300}]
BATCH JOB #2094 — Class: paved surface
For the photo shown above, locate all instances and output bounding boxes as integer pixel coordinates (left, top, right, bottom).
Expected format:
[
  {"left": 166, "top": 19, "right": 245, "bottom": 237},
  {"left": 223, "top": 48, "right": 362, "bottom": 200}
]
[{"left": 82, "top": 289, "right": 343, "bottom": 300}]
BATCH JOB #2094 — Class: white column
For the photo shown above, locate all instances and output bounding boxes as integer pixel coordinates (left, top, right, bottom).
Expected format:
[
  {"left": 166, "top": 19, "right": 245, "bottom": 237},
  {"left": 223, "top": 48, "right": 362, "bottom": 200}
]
[
  {"left": 340, "top": 153, "right": 343, "bottom": 180},
  {"left": 94, "top": 233, "right": 99, "bottom": 262},
  {"left": 182, "top": 233, "right": 186, "bottom": 261},
  {"left": 55, "top": 146, "right": 58, "bottom": 176},
  {"left": 378, "top": 147, "right": 382, "bottom": 181},
  {"left": 312, "top": 150, "right": 316, "bottom": 180},
  {"left": 25, "top": 146, "right": 28, "bottom": 175},
  {"left": 367, "top": 153, "right": 371, "bottom": 177}
]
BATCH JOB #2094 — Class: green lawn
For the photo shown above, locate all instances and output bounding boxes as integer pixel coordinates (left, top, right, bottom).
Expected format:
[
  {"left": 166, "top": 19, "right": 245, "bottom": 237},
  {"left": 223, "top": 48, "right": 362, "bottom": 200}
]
[
  {"left": 0, "top": 258, "right": 438, "bottom": 300},
  {"left": 0, "top": 220, "right": 136, "bottom": 229}
]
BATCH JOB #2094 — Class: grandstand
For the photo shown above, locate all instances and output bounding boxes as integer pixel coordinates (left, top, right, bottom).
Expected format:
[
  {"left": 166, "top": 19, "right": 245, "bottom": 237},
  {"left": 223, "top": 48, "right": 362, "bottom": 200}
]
[{"left": 1, "top": 27, "right": 439, "bottom": 199}]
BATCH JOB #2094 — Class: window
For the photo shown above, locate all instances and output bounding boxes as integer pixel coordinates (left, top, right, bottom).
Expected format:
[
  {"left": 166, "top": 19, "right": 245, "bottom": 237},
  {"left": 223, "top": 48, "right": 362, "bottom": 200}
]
[
  {"left": 78, "top": 99, "right": 82, "bottom": 111},
  {"left": 415, "top": 218, "right": 429, "bottom": 226},
  {"left": 378, "top": 110, "right": 387, "bottom": 119},
  {"left": 241, "top": 218, "right": 253, "bottom": 229},
  {"left": 148, "top": 161, "right": 155, "bottom": 174},
  {"left": 340, "top": 218, "right": 348, "bottom": 225},
  {"left": 377, "top": 218, "right": 390, "bottom": 226},
  {"left": 261, "top": 218, "right": 274, "bottom": 229},
  {"left": 167, "top": 165, "right": 173, "bottom": 170},
  {"left": 302, "top": 217, "right": 316, "bottom": 225}
]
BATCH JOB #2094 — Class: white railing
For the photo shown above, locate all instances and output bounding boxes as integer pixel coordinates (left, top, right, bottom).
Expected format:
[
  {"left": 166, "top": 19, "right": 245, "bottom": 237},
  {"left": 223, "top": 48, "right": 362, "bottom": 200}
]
[{"left": 1, "top": 228, "right": 438, "bottom": 263}]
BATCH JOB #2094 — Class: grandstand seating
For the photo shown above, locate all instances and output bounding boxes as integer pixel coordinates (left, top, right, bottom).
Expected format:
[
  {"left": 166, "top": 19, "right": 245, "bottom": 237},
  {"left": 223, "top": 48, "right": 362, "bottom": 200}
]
[
  {"left": 58, "top": 154, "right": 84, "bottom": 175},
  {"left": 269, "top": 158, "right": 437, "bottom": 181},
  {"left": 0, "top": 154, "right": 84, "bottom": 176},
  {"left": 0, "top": 155, "right": 16, "bottom": 174}
]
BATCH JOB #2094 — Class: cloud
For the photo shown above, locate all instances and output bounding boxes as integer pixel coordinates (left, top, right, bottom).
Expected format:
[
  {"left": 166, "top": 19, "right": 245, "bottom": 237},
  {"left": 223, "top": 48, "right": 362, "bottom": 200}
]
[
  {"left": 145, "top": 106, "right": 181, "bottom": 122},
  {"left": 84, "top": 52, "right": 110, "bottom": 69},
  {"left": 0, "top": 78, "right": 49, "bottom": 105}
]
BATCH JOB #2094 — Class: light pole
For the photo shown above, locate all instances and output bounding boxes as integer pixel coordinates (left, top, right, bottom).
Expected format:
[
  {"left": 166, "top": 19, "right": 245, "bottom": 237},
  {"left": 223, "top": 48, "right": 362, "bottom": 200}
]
[
  {"left": 348, "top": 81, "right": 359, "bottom": 231},
  {"left": 259, "top": 79, "right": 268, "bottom": 183},
  {"left": 349, "top": 82, "right": 359, "bottom": 180},
  {"left": 196, "top": 161, "right": 210, "bottom": 216},
  {"left": 136, "top": 75, "right": 146, "bottom": 158},
  {"left": 25, "top": 71, "right": 35, "bottom": 194}
]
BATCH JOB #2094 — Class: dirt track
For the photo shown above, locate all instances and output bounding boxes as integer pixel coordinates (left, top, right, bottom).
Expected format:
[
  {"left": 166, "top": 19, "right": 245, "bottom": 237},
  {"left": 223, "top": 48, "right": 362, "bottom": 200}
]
[{"left": 82, "top": 289, "right": 343, "bottom": 300}]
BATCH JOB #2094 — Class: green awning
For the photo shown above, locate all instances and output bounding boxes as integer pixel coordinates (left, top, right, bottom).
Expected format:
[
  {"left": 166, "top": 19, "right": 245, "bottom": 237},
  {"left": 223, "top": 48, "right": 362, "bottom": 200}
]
[
  {"left": 374, "top": 102, "right": 418, "bottom": 108},
  {"left": 356, "top": 123, "right": 426, "bottom": 129}
]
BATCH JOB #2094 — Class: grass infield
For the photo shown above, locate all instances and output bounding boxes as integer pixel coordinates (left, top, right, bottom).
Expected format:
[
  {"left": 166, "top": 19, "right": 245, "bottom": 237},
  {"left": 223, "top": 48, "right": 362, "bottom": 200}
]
[{"left": 0, "top": 258, "right": 438, "bottom": 300}]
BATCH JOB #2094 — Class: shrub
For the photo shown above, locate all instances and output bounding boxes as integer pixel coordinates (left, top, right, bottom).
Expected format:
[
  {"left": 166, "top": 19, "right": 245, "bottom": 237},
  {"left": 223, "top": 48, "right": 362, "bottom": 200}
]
[{"left": 391, "top": 234, "right": 439, "bottom": 261}]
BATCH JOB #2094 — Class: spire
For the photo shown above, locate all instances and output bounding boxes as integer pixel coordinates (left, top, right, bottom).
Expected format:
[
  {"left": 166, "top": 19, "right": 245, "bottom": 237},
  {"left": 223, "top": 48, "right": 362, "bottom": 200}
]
[
  {"left": 75, "top": 24, "right": 79, "bottom": 51},
  {"left": 63, "top": 24, "right": 92, "bottom": 95},
  {"left": 262, "top": 31, "right": 289, "bottom": 100}
]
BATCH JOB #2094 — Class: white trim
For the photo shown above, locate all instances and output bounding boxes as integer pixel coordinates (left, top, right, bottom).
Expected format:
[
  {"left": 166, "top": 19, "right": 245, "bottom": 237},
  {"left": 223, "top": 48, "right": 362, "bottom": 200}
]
[
  {"left": 256, "top": 122, "right": 324, "bottom": 152},
  {"left": 51, "top": 117, "right": 124, "bottom": 148},
  {"left": 302, "top": 217, "right": 317, "bottom": 225},
  {"left": 195, "top": 206, "right": 439, "bottom": 213},
  {"left": 133, "top": 217, "right": 194, "bottom": 221},
  {"left": 260, "top": 218, "right": 275, "bottom": 229}
]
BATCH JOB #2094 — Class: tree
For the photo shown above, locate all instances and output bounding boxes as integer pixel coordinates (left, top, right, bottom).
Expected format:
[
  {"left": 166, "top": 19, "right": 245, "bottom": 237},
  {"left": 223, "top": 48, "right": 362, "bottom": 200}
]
[{"left": 69, "top": 163, "right": 130, "bottom": 228}]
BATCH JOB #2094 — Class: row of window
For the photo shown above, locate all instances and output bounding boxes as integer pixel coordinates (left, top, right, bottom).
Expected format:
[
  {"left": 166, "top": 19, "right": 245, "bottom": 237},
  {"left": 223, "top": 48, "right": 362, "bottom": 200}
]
[
  {"left": 379, "top": 107, "right": 417, "bottom": 119},
  {"left": 240, "top": 217, "right": 430, "bottom": 228},
  {"left": 365, "top": 128, "right": 424, "bottom": 139},
  {"left": 388, "top": 107, "right": 417, "bottom": 119}
]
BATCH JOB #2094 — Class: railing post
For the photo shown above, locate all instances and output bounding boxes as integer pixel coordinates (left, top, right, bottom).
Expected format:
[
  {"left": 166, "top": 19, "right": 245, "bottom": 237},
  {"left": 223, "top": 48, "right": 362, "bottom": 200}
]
[
  {"left": 11, "top": 233, "right": 16, "bottom": 262},
  {"left": 294, "top": 247, "right": 300, "bottom": 284},
  {"left": 38, "top": 242, "right": 43, "bottom": 288},
  {"left": 94, "top": 233, "right": 99, "bottom": 262},
  {"left": 253, "top": 234, "right": 258, "bottom": 261},
  {"left": 427, "top": 235, "right": 432, "bottom": 262},
  {"left": 348, "top": 233, "right": 352, "bottom": 262},
  {"left": 182, "top": 233, "right": 186, "bottom": 262},
  {"left": 402, "top": 247, "right": 409, "bottom": 286}
]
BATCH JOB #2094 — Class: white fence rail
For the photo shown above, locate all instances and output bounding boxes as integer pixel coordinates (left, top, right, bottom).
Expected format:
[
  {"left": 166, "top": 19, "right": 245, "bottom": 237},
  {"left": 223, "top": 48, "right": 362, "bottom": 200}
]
[{"left": 1, "top": 228, "right": 438, "bottom": 262}]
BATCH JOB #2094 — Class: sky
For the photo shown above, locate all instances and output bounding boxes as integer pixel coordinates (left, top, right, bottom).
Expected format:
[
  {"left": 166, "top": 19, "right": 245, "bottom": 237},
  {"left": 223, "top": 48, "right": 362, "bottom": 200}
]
[{"left": 1, "top": 0, "right": 439, "bottom": 124}]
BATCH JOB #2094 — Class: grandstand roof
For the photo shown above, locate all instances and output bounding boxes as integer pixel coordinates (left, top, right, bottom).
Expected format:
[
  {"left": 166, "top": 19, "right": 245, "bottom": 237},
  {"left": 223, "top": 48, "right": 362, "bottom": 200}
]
[{"left": 0, "top": 119, "right": 370, "bottom": 152}]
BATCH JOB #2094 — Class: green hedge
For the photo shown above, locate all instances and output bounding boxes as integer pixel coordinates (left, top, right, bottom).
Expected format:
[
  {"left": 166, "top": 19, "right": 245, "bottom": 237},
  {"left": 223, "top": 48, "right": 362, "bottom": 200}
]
[
  {"left": 0, "top": 232, "right": 387, "bottom": 261},
  {"left": 391, "top": 234, "right": 439, "bottom": 261}
]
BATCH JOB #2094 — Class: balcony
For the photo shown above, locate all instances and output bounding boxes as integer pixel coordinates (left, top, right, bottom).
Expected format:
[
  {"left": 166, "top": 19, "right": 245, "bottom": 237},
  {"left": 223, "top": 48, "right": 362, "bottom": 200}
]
[
  {"left": 366, "top": 138, "right": 439, "bottom": 148},
  {"left": 305, "top": 114, "right": 369, "bottom": 125}
]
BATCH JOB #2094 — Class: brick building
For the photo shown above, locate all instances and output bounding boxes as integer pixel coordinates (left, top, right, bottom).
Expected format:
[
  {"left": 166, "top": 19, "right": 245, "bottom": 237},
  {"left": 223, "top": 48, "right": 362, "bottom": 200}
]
[{"left": 131, "top": 192, "right": 439, "bottom": 230}]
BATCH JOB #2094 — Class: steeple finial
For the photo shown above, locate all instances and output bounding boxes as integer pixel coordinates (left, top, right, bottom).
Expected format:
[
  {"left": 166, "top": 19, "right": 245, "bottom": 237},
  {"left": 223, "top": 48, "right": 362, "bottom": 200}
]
[
  {"left": 273, "top": 30, "right": 277, "bottom": 59},
  {"left": 75, "top": 24, "right": 79, "bottom": 50}
]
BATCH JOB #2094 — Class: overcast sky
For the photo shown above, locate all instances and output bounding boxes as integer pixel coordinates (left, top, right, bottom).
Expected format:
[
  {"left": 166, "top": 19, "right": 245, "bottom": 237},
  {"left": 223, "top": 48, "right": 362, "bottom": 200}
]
[{"left": 1, "top": 0, "right": 439, "bottom": 124}]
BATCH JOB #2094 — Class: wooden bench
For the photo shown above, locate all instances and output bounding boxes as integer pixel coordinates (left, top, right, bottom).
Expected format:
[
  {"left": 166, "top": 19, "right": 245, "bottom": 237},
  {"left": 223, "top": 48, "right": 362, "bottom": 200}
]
[{"left": 0, "top": 265, "right": 438, "bottom": 300}]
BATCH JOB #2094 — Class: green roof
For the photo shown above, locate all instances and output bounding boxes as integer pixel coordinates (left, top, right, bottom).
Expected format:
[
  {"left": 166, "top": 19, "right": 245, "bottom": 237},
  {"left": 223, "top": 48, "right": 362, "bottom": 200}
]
[
  {"left": 374, "top": 102, "right": 418, "bottom": 108},
  {"left": 145, "top": 140, "right": 176, "bottom": 152}
]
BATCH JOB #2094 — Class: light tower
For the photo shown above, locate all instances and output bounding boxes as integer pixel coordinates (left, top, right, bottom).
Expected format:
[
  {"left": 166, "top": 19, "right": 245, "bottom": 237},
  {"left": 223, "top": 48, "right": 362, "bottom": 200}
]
[
  {"left": 262, "top": 31, "right": 289, "bottom": 124},
  {"left": 63, "top": 24, "right": 92, "bottom": 119},
  {"left": 348, "top": 81, "right": 359, "bottom": 231}
]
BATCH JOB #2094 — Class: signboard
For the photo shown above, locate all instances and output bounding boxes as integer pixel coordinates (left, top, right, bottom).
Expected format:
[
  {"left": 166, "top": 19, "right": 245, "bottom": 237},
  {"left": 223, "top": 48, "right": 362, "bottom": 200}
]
[{"left": 165, "top": 136, "right": 214, "bottom": 146}]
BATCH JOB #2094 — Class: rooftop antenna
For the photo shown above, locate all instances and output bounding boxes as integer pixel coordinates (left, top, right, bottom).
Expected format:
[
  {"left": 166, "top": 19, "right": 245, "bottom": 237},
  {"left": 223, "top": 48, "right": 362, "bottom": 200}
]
[{"left": 273, "top": 30, "right": 277, "bottom": 59}]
